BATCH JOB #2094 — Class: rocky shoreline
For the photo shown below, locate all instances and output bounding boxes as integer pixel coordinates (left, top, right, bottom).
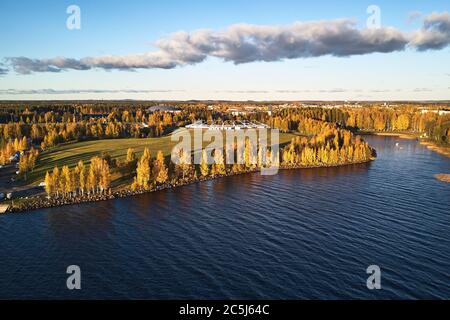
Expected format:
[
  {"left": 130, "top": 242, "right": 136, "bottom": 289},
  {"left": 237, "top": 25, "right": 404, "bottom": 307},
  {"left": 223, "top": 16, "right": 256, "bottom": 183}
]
[{"left": 6, "top": 160, "right": 373, "bottom": 214}]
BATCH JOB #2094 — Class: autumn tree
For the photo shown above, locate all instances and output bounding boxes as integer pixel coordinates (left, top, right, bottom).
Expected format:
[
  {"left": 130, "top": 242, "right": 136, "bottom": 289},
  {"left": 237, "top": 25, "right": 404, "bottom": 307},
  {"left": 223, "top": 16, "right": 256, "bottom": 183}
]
[
  {"left": 126, "top": 148, "right": 136, "bottom": 163},
  {"left": 243, "top": 138, "right": 257, "bottom": 170},
  {"left": 211, "top": 149, "right": 226, "bottom": 176},
  {"left": 99, "top": 161, "right": 111, "bottom": 193},
  {"left": 77, "top": 160, "right": 86, "bottom": 195},
  {"left": 135, "top": 153, "right": 151, "bottom": 189},
  {"left": 61, "top": 165, "right": 72, "bottom": 197},
  {"left": 199, "top": 149, "right": 209, "bottom": 177},
  {"left": 44, "top": 171, "right": 53, "bottom": 197},
  {"left": 152, "top": 150, "right": 168, "bottom": 184},
  {"left": 52, "top": 166, "right": 60, "bottom": 197},
  {"left": 174, "top": 148, "right": 192, "bottom": 180},
  {"left": 18, "top": 154, "right": 30, "bottom": 180},
  {"left": 87, "top": 159, "right": 98, "bottom": 194}
]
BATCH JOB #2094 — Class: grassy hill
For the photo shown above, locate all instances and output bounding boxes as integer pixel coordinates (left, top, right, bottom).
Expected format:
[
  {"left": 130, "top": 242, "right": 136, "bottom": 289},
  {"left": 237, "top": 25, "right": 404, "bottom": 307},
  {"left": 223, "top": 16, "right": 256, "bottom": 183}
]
[{"left": 25, "top": 130, "right": 298, "bottom": 188}]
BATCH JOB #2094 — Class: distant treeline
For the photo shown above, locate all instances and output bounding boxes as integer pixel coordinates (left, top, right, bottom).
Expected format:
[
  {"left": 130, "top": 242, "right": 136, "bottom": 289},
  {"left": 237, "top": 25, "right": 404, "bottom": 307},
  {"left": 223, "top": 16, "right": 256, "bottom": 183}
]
[{"left": 266, "top": 107, "right": 450, "bottom": 145}]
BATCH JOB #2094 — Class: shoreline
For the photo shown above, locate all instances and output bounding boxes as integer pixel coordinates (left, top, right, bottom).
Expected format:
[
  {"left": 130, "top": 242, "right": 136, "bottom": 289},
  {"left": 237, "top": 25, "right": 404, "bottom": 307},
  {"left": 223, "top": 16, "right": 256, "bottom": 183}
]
[
  {"left": 6, "top": 131, "right": 448, "bottom": 215},
  {"left": 5, "top": 159, "right": 373, "bottom": 214},
  {"left": 434, "top": 174, "right": 450, "bottom": 183},
  {"left": 358, "top": 131, "right": 450, "bottom": 158},
  {"left": 418, "top": 140, "right": 450, "bottom": 158},
  {"left": 357, "top": 131, "right": 419, "bottom": 140}
]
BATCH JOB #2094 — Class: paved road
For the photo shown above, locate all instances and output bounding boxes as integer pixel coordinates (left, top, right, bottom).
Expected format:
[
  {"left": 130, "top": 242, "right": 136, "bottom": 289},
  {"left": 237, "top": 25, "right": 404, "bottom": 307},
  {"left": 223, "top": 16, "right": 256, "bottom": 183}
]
[{"left": 0, "top": 163, "right": 44, "bottom": 198}]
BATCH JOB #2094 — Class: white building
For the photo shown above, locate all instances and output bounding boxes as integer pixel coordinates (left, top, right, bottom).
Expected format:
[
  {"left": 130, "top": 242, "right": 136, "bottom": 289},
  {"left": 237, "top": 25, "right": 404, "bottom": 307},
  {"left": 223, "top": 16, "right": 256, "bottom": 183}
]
[
  {"left": 186, "top": 120, "right": 269, "bottom": 130},
  {"left": 420, "top": 109, "right": 450, "bottom": 115}
]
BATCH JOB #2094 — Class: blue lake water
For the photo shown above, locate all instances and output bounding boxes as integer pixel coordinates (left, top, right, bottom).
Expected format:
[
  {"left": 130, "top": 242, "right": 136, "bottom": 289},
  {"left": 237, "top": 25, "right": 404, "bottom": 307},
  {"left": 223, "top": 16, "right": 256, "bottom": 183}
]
[{"left": 0, "top": 136, "right": 449, "bottom": 299}]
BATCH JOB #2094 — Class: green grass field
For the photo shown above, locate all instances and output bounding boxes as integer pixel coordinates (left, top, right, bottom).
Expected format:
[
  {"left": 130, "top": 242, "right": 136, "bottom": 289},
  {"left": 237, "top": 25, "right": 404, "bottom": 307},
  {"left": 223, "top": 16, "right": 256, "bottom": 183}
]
[{"left": 26, "top": 130, "right": 298, "bottom": 187}]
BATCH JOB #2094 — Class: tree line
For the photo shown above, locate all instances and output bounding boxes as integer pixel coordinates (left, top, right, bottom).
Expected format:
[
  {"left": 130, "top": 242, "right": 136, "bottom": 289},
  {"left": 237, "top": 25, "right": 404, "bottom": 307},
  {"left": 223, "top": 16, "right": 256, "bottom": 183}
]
[
  {"left": 44, "top": 157, "right": 111, "bottom": 199},
  {"left": 266, "top": 106, "right": 449, "bottom": 145}
]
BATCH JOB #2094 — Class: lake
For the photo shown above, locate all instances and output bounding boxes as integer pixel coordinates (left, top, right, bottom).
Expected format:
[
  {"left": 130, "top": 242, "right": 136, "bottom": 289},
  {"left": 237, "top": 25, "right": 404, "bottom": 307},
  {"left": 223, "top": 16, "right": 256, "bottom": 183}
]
[{"left": 0, "top": 136, "right": 449, "bottom": 299}]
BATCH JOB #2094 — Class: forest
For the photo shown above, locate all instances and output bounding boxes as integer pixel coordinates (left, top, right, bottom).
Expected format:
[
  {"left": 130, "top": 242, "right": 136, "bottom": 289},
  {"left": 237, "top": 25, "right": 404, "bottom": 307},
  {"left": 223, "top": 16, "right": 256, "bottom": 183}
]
[{"left": 0, "top": 101, "right": 447, "bottom": 207}]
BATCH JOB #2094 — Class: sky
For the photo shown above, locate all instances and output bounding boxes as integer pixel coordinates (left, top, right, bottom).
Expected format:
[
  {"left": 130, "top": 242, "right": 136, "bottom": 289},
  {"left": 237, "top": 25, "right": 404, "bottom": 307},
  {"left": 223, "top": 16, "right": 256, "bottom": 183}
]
[{"left": 0, "top": 0, "right": 449, "bottom": 101}]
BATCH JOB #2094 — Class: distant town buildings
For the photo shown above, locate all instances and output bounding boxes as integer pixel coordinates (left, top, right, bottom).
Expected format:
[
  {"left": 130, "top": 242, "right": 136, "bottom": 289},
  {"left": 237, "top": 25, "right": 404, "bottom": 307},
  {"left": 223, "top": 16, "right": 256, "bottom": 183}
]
[
  {"left": 186, "top": 120, "right": 269, "bottom": 130},
  {"left": 227, "top": 108, "right": 255, "bottom": 116},
  {"left": 420, "top": 109, "right": 450, "bottom": 115},
  {"left": 146, "top": 105, "right": 182, "bottom": 113},
  {"left": 300, "top": 103, "right": 363, "bottom": 109}
]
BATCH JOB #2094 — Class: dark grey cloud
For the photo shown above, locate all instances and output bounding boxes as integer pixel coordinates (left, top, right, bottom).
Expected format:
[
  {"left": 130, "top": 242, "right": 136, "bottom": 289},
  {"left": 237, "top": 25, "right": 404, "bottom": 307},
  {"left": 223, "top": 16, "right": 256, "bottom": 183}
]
[
  {"left": 0, "top": 88, "right": 184, "bottom": 95},
  {"left": 159, "top": 20, "right": 409, "bottom": 64},
  {"left": 3, "top": 12, "right": 450, "bottom": 74},
  {"left": 5, "top": 57, "right": 90, "bottom": 74},
  {"left": 412, "top": 12, "right": 450, "bottom": 50},
  {"left": 0, "top": 62, "right": 8, "bottom": 75}
]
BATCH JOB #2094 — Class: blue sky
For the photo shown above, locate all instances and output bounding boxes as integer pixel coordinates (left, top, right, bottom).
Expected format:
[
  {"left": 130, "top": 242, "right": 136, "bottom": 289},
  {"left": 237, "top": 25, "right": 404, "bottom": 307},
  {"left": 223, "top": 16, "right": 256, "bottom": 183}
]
[{"left": 0, "top": 0, "right": 449, "bottom": 100}]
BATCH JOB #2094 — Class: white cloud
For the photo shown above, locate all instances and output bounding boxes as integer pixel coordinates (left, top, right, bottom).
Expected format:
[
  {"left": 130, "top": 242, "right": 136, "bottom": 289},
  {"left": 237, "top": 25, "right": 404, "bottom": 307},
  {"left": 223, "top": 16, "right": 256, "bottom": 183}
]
[
  {"left": 3, "top": 12, "right": 450, "bottom": 74},
  {"left": 0, "top": 88, "right": 185, "bottom": 95}
]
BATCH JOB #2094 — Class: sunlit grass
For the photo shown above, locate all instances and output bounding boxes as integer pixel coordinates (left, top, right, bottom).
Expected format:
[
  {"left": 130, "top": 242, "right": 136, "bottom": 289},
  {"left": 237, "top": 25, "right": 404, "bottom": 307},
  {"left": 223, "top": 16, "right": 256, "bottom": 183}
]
[{"left": 26, "top": 130, "right": 298, "bottom": 187}]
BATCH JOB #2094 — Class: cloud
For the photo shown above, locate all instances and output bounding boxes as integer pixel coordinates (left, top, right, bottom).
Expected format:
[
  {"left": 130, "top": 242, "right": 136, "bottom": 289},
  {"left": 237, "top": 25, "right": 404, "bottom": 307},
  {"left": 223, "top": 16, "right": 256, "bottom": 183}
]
[
  {"left": 5, "top": 57, "right": 90, "bottom": 74},
  {"left": 223, "top": 90, "right": 269, "bottom": 93},
  {"left": 319, "top": 88, "right": 348, "bottom": 93},
  {"left": 411, "top": 12, "right": 450, "bottom": 50},
  {"left": 4, "top": 12, "right": 450, "bottom": 74},
  {"left": 412, "top": 88, "right": 433, "bottom": 92},
  {"left": 0, "top": 62, "right": 8, "bottom": 75},
  {"left": 160, "top": 20, "right": 409, "bottom": 64},
  {"left": 407, "top": 11, "right": 422, "bottom": 24},
  {"left": 0, "top": 88, "right": 184, "bottom": 95},
  {"left": 275, "top": 90, "right": 311, "bottom": 93}
]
